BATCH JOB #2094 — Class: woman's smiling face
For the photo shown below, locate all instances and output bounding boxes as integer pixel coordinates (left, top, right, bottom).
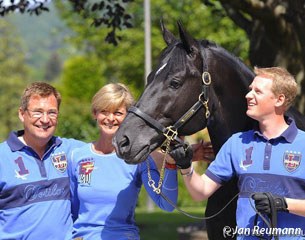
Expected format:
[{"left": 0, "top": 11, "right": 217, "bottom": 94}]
[{"left": 94, "top": 105, "right": 127, "bottom": 137}]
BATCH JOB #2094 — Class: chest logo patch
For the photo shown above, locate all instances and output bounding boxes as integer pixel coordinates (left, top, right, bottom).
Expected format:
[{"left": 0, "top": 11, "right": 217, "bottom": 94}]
[
  {"left": 79, "top": 159, "right": 95, "bottom": 186},
  {"left": 52, "top": 153, "right": 67, "bottom": 172},
  {"left": 283, "top": 151, "right": 301, "bottom": 172}
]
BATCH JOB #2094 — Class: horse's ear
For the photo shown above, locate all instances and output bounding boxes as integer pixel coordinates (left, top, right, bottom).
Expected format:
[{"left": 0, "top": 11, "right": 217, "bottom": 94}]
[
  {"left": 160, "top": 19, "right": 177, "bottom": 46},
  {"left": 177, "top": 21, "right": 197, "bottom": 54}
]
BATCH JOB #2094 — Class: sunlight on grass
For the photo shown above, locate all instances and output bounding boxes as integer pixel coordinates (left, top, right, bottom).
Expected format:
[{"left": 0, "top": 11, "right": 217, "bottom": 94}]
[{"left": 135, "top": 207, "right": 206, "bottom": 240}]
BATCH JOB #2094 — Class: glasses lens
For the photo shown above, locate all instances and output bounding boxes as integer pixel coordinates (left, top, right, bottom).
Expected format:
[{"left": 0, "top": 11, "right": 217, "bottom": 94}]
[{"left": 27, "top": 110, "right": 58, "bottom": 119}]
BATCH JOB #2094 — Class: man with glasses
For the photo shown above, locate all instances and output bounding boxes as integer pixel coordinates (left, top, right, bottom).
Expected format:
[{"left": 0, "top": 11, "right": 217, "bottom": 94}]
[{"left": 0, "top": 82, "right": 84, "bottom": 239}]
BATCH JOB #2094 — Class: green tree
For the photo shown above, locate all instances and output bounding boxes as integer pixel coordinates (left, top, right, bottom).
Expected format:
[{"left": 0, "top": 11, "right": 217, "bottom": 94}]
[
  {"left": 55, "top": 0, "right": 249, "bottom": 95},
  {"left": 0, "top": 19, "right": 29, "bottom": 141},
  {"left": 2, "top": 1, "right": 305, "bottom": 112},
  {"left": 0, "top": 0, "right": 133, "bottom": 45},
  {"left": 6, "top": 2, "right": 72, "bottom": 82},
  {"left": 0, "top": 0, "right": 305, "bottom": 112},
  {"left": 55, "top": 55, "right": 107, "bottom": 141}
]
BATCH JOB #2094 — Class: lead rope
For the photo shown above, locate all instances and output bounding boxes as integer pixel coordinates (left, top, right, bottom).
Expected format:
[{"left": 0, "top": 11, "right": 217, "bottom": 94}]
[
  {"left": 146, "top": 136, "right": 241, "bottom": 220},
  {"left": 146, "top": 148, "right": 276, "bottom": 234},
  {"left": 147, "top": 138, "right": 171, "bottom": 194},
  {"left": 250, "top": 193, "right": 279, "bottom": 240}
]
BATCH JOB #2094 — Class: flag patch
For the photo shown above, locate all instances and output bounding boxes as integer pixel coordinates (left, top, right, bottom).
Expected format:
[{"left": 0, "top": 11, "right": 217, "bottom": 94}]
[
  {"left": 52, "top": 153, "right": 67, "bottom": 172},
  {"left": 283, "top": 151, "right": 301, "bottom": 172}
]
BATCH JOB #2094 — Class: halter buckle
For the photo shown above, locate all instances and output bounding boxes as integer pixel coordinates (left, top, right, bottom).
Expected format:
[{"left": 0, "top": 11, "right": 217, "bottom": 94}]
[
  {"left": 202, "top": 71, "right": 211, "bottom": 85},
  {"left": 163, "top": 126, "right": 178, "bottom": 141},
  {"left": 160, "top": 126, "right": 178, "bottom": 153}
]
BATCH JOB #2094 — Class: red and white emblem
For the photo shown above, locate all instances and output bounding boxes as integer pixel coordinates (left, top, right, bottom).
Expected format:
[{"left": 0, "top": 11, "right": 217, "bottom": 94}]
[
  {"left": 52, "top": 153, "right": 67, "bottom": 172},
  {"left": 283, "top": 151, "right": 301, "bottom": 172},
  {"left": 79, "top": 160, "right": 95, "bottom": 185}
]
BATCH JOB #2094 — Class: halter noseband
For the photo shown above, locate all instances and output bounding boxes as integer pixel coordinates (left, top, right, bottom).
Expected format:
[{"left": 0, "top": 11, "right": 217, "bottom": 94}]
[{"left": 128, "top": 46, "right": 211, "bottom": 151}]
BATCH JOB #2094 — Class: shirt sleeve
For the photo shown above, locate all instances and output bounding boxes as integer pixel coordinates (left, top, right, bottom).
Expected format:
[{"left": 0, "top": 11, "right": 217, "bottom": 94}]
[
  {"left": 206, "top": 135, "right": 236, "bottom": 185},
  {"left": 140, "top": 155, "right": 178, "bottom": 212}
]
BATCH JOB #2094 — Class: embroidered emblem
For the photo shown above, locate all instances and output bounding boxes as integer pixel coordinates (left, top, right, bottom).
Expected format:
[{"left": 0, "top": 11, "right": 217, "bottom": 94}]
[
  {"left": 240, "top": 147, "right": 253, "bottom": 171},
  {"left": 52, "top": 153, "right": 67, "bottom": 172},
  {"left": 283, "top": 151, "right": 301, "bottom": 172},
  {"left": 79, "top": 159, "right": 95, "bottom": 186}
]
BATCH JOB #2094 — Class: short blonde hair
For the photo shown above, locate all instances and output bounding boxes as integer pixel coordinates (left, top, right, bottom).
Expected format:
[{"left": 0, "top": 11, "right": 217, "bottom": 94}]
[
  {"left": 254, "top": 67, "right": 297, "bottom": 109},
  {"left": 91, "top": 83, "right": 135, "bottom": 114}
]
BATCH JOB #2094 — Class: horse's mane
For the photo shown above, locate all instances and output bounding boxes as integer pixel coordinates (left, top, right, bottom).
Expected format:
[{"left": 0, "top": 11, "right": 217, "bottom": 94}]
[{"left": 201, "top": 39, "right": 246, "bottom": 67}]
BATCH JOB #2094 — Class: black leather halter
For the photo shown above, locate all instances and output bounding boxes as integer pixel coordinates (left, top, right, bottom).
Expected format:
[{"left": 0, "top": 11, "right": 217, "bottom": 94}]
[{"left": 128, "top": 45, "right": 211, "bottom": 151}]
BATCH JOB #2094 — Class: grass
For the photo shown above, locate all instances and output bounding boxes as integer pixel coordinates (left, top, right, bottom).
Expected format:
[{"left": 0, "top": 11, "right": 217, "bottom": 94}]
[{"left": 135, "top": 207, "right": 206, "bottom": 240}]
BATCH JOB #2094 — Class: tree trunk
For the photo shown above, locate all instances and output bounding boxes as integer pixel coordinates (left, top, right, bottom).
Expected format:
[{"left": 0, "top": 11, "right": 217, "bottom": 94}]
[{"left": 220, "top": 0, "right": 305, "bottom": 113}]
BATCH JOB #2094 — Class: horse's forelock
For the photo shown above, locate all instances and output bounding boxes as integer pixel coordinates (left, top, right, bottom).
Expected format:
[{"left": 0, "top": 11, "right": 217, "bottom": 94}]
[{"left": 156, "top": 43, "right": 188, "bottom": 77}]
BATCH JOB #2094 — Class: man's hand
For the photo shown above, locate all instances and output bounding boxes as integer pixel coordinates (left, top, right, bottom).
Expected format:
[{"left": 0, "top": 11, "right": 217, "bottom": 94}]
[
  {"left": 252, "top": 192, "right": 288, "bottom": 214},
  {"left": 169, "top": 142, "right": 193, "bottom": 169}
]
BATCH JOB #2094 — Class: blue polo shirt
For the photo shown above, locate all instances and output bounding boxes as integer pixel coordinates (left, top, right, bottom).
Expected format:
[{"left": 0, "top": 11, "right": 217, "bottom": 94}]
[
  {"left": 0, "top": 131, "right": 84, "bottom": 240},
  {"left": 206, "top": 119, "right": 305, "bottom": 239},
  {"left": 70, "top": 143, "right": 178, "bottom": 240}
]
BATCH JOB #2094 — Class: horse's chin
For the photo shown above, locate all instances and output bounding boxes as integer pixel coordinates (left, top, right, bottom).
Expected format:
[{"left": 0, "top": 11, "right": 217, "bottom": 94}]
[{"left": 123, "top": 145, "right": 151, "bottom": 164}]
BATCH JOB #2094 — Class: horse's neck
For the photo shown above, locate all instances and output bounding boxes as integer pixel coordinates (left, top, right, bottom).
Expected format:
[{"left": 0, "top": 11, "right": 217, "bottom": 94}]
[
  {"left": 207, "top": 48, "right": 256, "bottom": 152},
  {"left": 208, "top": 85, "right": 255, "bottom": 152},
  {"left": 207, "top": 111, "right": 255, "bottom": 153},
  {"left": 207, "top": 117, "right": 232, "bottom": 153}
]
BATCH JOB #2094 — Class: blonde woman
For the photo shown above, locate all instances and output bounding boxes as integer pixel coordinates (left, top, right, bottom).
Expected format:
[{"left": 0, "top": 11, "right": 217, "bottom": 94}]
[{"left": 69, "top": 83, "right": 178, "bottom": 240}]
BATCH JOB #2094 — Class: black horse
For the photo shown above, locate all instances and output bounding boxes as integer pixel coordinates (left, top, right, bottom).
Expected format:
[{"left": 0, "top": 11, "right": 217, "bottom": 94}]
[{"left": 113, "top": 22, "right": 305, "bottom": 239}]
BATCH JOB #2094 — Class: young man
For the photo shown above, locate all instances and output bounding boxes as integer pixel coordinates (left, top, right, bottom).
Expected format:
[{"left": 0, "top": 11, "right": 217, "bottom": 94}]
[
  {"left": 0, "top": 82, "right": 84, "bottom": 239},
  {"left": 171, "top": 67, "right": 305, "bottom": 239}
]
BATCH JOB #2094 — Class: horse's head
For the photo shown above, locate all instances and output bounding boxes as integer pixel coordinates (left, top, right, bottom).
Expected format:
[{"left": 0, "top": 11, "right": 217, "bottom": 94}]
[
  {"left": 114, "top": 22, "right": 209, "bottom": 164},
  {"left": 113, "top": 23, "right": 253, "bottom": 163}
]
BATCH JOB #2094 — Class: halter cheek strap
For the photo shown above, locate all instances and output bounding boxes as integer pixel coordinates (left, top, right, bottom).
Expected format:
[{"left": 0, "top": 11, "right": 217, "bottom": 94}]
[
  {"left": 128, "top": 106, "right": 166, "bottom": 133},
  {"left": 128, "top": 106, "right": 185, "bottom": 147}
]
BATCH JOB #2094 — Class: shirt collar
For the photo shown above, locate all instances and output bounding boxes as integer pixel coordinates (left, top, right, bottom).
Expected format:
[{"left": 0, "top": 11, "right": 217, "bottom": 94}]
[
  {"left": 254, "top": 117, "right": 297, "bottom": 143},
  {"left": 7, "top": 130, "right": 62, "bottom": 152}
]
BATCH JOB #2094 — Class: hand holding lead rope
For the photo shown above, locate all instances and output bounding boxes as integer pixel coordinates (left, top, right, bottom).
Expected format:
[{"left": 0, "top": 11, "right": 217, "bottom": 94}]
[
  {"left": 169, "top": 142, "right": 193, "bottom": 169},
  {"left": 252, "top": 192, "right": 289, "bottom": 215}
]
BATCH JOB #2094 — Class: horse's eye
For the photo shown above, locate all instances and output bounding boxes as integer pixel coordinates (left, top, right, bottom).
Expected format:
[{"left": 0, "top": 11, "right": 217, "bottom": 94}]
[{"left": 169, "top": 79, "right": 181, "bottom": 89}]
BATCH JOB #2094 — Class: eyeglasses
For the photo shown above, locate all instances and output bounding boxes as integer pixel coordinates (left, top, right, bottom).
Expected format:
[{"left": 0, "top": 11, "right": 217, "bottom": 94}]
[{"left": 26, "top": 109, "right": 59, "bottom": 119}]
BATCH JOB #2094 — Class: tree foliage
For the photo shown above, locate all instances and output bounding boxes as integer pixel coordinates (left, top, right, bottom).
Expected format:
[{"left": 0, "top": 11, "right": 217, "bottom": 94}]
[
  {"left": 3, "top": 0, "right": 304, "bottom": 112},
  {"left": 0, "top": 0, "right": 133, "bottom": 45},
  {"left": 0, "top": 19, "right": 29, "bottom": 141},
  {"left": 55, "top": 0, "right": 249, "bottom": 96},
  {"left": 54, "top": 55, "right": 107, "bottom": 141}
]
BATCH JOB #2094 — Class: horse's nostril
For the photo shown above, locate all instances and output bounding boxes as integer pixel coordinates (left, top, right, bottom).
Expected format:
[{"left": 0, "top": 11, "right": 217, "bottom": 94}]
[
  {"left": 120, "top": 136, "right": 130, "bottom": 149},
  {"left": 114, "top": 135, "right": 130, "bottom": 157}
]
